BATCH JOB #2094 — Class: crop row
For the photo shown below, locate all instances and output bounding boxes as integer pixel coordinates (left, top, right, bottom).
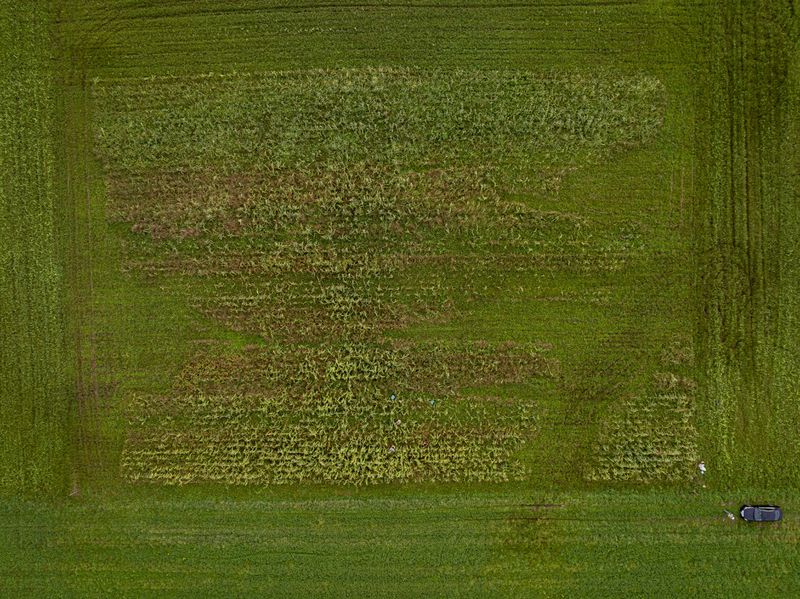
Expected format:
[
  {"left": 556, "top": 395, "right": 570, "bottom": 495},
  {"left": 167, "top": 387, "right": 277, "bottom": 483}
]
[
  {"left": 588, "top": 392, "right": 697, "bottom": 483},
  {"left": 122, "top": 339, "right": 551, "bottom": 484},
  {"left": 171, "top": 339, "right": 555, "bottom": 395},
  {"left": 94, "top": 68, "right": 665, "bottom": 174},
  {"left": 123, "top": 390, "right": 537, "bottom": 485}
]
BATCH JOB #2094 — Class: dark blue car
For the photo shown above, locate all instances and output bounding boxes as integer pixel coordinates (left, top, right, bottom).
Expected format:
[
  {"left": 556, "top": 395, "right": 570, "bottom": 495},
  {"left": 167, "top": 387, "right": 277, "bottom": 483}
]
[{"left": 739, "top": 505, "right": 782, "bottom": 522}]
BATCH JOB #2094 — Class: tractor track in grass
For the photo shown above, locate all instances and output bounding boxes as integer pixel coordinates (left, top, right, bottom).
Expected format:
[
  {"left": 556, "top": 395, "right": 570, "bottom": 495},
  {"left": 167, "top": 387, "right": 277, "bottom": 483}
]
[
  {"left": 63, "top": 57, "right": 101, "bottom": 493},
  {"left": 57, "top": 4, "right": 115, "bottom": 489},
  {"left": 695, "top": 0, "right": 800, "bottom": 487}
]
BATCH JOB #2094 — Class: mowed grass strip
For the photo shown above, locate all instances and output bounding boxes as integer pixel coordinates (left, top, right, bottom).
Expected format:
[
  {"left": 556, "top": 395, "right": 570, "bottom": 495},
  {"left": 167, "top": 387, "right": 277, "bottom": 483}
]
[
  {"left": 2, "top": 488, "right": 799, "bottom": 597},
  {"left": 497, "top": 488, "right": 800, "bottom": 597},
  {"left": 60, "top": 0, "right": 695, "bottom": 77},
  {"left": 0, "top": 1, "right": 69, "bottom": 495},
  {"left": 1, "top": 492, "right": 513, "bottom": 598}
]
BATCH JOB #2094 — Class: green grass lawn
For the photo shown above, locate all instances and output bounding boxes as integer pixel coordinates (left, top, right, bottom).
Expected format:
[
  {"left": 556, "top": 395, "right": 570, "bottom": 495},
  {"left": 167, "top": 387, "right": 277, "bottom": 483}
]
[
  {"left": 0, "top": 0, "right": 70, "bottom": 495},
  {"left": 2, "top": 487, "right": 799, "bottom": 597},
  {"left": 1, "top": 0, "right": 799, "bottom": 596}
]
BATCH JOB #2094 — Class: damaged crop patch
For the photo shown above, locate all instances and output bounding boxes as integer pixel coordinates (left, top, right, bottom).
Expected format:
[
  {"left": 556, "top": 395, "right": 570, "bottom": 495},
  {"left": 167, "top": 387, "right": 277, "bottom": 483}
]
[
  {"left": 123, "top": 340, "right": 556, "bottom": 485},
  {"left": 92, "top": 67, "right": 667, "bottom": 485}
]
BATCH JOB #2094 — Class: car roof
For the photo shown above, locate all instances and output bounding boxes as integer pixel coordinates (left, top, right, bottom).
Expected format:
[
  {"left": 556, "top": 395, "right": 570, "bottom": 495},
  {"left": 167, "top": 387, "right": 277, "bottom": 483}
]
[{"left": 740, "top": 505, "right": 783, "bottom": 521}]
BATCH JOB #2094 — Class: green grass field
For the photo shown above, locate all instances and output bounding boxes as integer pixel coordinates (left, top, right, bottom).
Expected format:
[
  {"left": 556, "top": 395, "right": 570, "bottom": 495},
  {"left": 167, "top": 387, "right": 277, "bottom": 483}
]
[
  {"left": 0, "top": 0, "right": 69, "bottom": 495},
  {"left": 1, "top": 0, "right": 799, "bottom": 596},
  {"left": 3, "top": 487, "right": 800, "bottom": 597}
]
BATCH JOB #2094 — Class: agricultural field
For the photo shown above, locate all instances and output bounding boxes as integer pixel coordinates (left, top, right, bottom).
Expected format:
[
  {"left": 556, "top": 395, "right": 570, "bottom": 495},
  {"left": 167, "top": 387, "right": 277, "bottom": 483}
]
[
  {"left": 94, "top": 67, "right": 669, "bottom": 487},
  {"left": 1, "top": 0, "right": 799, "bottom": 596}
]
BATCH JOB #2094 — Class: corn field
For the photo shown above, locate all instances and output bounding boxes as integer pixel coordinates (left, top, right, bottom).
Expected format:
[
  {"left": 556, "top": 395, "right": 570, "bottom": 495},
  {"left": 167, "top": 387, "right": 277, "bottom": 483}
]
[{"left": 89, "top": 67, "right": 677, "bottom": 485}]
